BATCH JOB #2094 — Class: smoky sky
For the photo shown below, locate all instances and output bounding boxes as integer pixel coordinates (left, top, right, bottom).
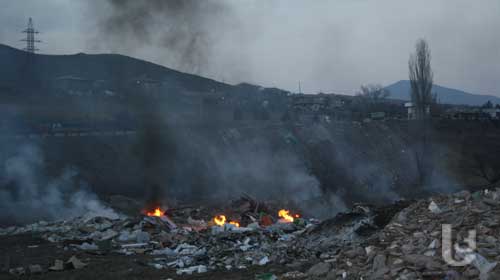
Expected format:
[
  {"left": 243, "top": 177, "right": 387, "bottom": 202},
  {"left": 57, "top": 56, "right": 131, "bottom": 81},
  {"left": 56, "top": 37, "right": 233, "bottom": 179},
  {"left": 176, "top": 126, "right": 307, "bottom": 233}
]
[{"left": 0, "top": 0, "right": 499, "bottom": 95}]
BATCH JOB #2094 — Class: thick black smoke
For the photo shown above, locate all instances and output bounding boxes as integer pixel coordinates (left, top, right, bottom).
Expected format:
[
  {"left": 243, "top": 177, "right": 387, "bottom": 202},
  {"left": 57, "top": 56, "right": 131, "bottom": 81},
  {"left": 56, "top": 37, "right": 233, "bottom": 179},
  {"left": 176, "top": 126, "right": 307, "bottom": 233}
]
[{"left": 92, "top": 0, "right": 234, "bottom": 74}]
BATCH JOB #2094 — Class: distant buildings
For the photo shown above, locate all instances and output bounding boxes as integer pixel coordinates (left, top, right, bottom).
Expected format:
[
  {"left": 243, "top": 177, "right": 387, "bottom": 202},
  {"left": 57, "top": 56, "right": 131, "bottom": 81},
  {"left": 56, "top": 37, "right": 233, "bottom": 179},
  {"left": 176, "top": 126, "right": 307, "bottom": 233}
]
[{"left": 404, "top": 102, "right": 431, "bottom": 120}]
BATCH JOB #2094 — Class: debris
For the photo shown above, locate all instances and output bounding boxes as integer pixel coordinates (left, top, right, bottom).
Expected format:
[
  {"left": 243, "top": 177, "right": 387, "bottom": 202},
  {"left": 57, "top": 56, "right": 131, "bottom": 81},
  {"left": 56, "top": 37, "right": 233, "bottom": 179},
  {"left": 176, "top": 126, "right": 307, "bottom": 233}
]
[
  {"left": 136, "top": 231, "right": 150, "bottom": 243},
  {"left": 258, "top": 256, "right": 270, "bottom": 266},
  {"left": 28, "top": 264, "right": 43, "bottom": 274},
  {"left": 3, "top": 189, "right": 500, "bottom": 278},
  {"left": 176, "top": 265, "right": 207, "bottom": 275},
  {"left": 49, "top": 260, "right": 65, "bottom": 271},
  {"left": 74, "top": 242, "right": 99, "bottom": 251},
  {"left": 307, "top": 262, "right": 332, "bottom": 277},
  {"left": 67, "top": 256, "right": 87, "bottom": 270},
  {"left": 281, "top": 271, "right": 307, "bottom": 279},
  {"left": 9, "top": 267, "right": 25, "bottom": 276},
  {"left": 471, "top": 253, "right": 497, "bottom": 280},
  {"left": 428, "top": 200, "right": 442, "bottom": 214}
]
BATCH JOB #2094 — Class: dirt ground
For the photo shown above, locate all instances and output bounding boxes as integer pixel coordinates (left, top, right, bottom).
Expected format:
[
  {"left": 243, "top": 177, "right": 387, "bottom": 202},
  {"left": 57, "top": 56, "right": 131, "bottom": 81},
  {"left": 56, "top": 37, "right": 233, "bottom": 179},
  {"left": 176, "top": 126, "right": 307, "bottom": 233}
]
[{"left": 0, "top": 234, "right": 290, "bottom": 280}]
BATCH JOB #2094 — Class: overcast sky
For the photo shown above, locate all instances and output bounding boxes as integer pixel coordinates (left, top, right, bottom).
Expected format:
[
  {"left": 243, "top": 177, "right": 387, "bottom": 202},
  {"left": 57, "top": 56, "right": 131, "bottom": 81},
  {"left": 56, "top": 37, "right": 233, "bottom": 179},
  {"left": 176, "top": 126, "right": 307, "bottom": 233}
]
[{"left": 1, "top": 0, "right": 499, "bottom": 95}]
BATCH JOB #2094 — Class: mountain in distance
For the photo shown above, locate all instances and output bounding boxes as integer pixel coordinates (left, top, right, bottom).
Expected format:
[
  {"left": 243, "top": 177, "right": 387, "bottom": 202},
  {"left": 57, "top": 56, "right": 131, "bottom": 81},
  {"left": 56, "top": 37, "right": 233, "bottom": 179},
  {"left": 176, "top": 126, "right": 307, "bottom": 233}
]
[{"left": 385, "top": 80, "right": 500, "bottom": 106}]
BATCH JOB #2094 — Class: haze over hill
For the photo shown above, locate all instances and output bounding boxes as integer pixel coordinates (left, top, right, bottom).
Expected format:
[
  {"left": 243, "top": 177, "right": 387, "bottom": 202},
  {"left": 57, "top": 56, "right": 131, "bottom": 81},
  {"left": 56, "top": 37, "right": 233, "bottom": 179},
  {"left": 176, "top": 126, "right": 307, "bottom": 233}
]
[
  {"left": 2, "top": 43, "right": 498, "bottom": 109},
  {"left": 386, "top": 80, "right": 500, "bottom": 106}
]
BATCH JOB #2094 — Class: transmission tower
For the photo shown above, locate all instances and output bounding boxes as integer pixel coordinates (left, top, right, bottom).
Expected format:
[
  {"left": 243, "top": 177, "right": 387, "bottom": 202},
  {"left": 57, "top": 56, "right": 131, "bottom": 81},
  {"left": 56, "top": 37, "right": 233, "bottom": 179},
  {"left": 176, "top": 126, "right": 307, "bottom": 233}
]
[{"left": 21, "top": 18, "right": 41, "bottom": 53}]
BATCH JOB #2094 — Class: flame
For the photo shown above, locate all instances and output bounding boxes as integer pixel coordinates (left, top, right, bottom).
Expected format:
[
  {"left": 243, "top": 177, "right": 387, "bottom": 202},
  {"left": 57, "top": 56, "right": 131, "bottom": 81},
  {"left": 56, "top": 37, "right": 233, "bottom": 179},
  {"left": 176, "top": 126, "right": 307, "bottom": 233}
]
[
  {"left": 146, "top": 207, "right": 164, "bottom": 217},
  {"left": 229, "top": 221, "right": 240, "bottom": 227},
  {"left": 279, "top": 209, "right": 295, "bottom": 223},
  {"left": 214, "top": 215, "right": 226, "bottom": 226},
  {"left": 213, "top": 215, "right": 240, "bottom": 227}
]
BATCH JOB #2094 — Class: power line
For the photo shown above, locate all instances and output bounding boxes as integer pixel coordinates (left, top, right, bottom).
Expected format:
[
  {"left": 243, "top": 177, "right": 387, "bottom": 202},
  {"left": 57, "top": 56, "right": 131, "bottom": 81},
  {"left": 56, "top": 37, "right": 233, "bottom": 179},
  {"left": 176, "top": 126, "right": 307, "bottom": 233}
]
[{"left": 21, "top": 18, "right": 41, "bottom": 53}]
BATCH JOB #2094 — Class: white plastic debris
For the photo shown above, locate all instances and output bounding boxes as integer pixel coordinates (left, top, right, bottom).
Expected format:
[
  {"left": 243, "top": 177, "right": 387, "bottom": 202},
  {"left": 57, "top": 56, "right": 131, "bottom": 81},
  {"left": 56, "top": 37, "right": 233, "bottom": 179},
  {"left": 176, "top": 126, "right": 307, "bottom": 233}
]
[
  {"left": 49, "top": 260, "right": 64, "bottom": 271},
  {"left": 176, "top": 265, "right": 207, "bottom": 275},
  {"left": 121, "top": 243, "right": 148, "bottom": 249},
  {"left": 74, "top": 242, "right": 99, "bottom": 251},
  {"left": 99, "top": 229, "right": 118, "bottom": 240},
  {"left": 258, "top": 256, "right": 270, "bottom": 266},
  {"left": 428, "top": 201, "right": 442, "bottom": 214},
  {"left": 151, "top": 247, "right": 176, "bottom": 256},
  {"left": 471, "top": 253, "right": 497, "bottom": 280},
  {"left": 67, "top": 256, "right": 87, "bottom": 269}
]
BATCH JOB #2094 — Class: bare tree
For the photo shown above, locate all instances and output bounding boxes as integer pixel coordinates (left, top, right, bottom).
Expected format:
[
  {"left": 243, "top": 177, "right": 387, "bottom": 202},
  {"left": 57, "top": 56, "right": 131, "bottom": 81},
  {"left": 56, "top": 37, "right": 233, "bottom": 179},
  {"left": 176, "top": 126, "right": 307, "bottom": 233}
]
[
  {"left": 356, "top": 84, "right": 390, "bottom": 103},
  {"left": 408, "top": 39, "right": 435, "bottom": 188},
  {"left": 409, "top": 39, "right": 433, "bottom": 120}
]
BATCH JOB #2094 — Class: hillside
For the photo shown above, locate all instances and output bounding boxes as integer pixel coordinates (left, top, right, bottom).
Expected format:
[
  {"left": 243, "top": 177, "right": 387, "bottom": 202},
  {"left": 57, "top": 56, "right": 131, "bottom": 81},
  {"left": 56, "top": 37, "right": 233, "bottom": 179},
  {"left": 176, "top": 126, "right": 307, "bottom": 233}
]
[
  {"left": 385, "top": 80, "right": 500, "bottom": 106},
  {"left": 0, "top": 44, "right": 232, "bottom": 93}
]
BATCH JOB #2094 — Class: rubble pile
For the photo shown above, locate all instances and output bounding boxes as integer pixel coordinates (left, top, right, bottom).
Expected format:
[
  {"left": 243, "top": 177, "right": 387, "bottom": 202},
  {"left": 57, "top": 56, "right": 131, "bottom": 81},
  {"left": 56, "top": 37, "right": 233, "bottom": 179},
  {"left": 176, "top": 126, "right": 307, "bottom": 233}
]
[
  {"left": 295, "top": 189, "right": 500, "bottom": 280},
  {"left": 0, "top": 198, "right": 317, "bottom": 276},
  {"left": 2, "top": 190, "right": 500, "bottom": 279}
]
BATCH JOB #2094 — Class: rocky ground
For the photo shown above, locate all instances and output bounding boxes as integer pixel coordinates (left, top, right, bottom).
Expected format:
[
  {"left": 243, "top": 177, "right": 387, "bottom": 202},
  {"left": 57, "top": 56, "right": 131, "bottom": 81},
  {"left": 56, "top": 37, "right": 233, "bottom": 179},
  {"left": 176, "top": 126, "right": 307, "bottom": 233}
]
[{"left": 2, "top": 189, "right": 500, "bottom": 279}]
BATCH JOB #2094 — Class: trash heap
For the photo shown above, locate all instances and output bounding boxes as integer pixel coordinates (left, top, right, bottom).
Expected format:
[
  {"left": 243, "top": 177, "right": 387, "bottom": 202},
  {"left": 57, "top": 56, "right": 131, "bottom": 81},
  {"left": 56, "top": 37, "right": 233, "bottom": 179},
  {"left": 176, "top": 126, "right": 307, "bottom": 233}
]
[
  {"left": 0, "top": 199, "right": 317, "bottom": 276},
  {"left": 2, "top": 189, "right": 500, "bottom": 279},
  {"left": 294, "top": 189, "right": 500, "bottom": 280}
]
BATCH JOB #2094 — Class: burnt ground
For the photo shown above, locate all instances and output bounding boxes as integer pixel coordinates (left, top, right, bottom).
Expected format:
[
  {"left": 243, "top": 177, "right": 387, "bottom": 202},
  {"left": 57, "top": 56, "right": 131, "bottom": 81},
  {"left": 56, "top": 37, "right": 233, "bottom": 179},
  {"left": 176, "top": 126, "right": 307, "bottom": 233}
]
[{"left": 0, "top": 234, "right": 291, "bottom": 280}]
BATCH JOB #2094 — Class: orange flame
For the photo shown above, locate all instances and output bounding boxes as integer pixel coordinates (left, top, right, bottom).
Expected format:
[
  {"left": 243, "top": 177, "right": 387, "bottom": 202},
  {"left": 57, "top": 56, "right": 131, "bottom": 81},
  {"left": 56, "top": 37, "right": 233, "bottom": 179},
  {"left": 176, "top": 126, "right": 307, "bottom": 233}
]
[
  {"left": 214, "top": 215, "right": 226, "bottom": 226},
  {"left": 229, "top": 221, "right": 240, "bottom": 227},
  {"left": 146, "top": 207, "right": 164, "bottom": 217},
  {"left": 279, "top": 209, "right": 295, "bottom": 223},
  {"left": 213, "top": 215, "right": 240, "bottom": 227}
]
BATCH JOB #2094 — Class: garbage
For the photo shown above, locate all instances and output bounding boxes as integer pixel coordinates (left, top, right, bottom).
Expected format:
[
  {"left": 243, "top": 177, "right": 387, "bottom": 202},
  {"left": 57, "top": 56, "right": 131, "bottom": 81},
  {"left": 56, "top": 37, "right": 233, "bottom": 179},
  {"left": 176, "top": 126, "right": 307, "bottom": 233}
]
[
  {"left": 258, "top": 256, "right": 270, "bottom": 266},
  {"left": 471, "top": 253, "right": 497, "bottom": 280},
  {"left": 28, "top": 264, "right": 43, "bottom": 274},
  {"left": 2, "top": 190, "right": 500, "bottom": 278},
  {"left": 67, "top": 256, "right": 87, "bottom": 269},
  {"left": 136, "top": 231, "right": 150, "bottom": 243},
  {"left": 74, "top": 242, "right": 99, "bottom": 251},
  {"left": 176, "top": 265, "right": 207, "bottom": 275},
  {"left": 307, "top": 262, "right": 332, "bottom": 277},
  {"left": 428, "top": 200, "right": 442, "bottom": 214},
  {"left": 9, "top": 267, "right": 25, "bottom": 276},
  {"left": 49, "top": 260, "right": 65, "bottom": 271}
]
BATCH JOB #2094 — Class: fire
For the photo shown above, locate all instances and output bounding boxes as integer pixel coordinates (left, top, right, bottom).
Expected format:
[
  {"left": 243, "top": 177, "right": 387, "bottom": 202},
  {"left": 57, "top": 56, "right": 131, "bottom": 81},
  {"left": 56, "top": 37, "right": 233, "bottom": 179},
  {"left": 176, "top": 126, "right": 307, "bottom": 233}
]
[
  {"left": 229, "top": 221, "right": 240, "bottom": 227},
  {"left": 214, "top": 215, "right": 226, "bottom": 226},
  {"left": 146, "top": 207, "right": 164, "bottom": 217},
  {"left": 278, "top": 209, "right": 295, "bottom": 223},
  {"left": 213, "top": 215, "right": 240, "bottom": 227}
]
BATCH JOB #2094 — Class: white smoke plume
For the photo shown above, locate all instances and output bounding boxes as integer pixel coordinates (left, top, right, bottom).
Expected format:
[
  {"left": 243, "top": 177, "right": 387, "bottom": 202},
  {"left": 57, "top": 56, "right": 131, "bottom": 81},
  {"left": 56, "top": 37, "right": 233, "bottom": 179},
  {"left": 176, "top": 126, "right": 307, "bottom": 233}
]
[{"left": 0, "top": 144, "right": 117, "bottom": 225}]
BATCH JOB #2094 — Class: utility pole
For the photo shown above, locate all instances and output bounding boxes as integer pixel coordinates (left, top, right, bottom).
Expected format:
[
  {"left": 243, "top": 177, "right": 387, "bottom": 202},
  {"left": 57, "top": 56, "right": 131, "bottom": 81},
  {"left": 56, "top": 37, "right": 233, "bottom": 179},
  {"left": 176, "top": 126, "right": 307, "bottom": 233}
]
[
  {"left": 21, "top": 18, "right": 41, "bottom": 53},
  {"left": 19, "top": 18, "right": 42, "bottom": 88},
  {"left": 298, "top": 81, "right": 302, "bottom": 94}
]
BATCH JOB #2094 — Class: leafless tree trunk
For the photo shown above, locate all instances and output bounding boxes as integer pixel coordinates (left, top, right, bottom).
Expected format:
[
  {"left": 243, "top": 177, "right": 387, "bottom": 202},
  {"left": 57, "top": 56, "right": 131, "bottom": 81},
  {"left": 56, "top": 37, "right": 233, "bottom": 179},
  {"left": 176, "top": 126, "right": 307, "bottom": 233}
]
[{"left": 409, "top": 39, "right": 433, "bottom": 120}]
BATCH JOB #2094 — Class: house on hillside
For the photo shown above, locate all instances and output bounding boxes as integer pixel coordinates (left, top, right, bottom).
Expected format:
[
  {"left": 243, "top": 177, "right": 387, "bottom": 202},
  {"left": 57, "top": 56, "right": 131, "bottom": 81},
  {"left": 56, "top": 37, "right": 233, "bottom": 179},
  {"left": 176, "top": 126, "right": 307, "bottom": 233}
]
[
  {"left": 128, "top": 76, "right": 162, "bottom": 97},
  {"left": 404, "top": 102, "right": 431, "bottom": 119},
  {"left": 52, "top": 75, "right": 106, "bottom": 96},
  {"left": 482, "top": 108, "right": 500, "bottom": 119},
  {"left": 288, "top": 94, "right": 347, "bottom": 122}
]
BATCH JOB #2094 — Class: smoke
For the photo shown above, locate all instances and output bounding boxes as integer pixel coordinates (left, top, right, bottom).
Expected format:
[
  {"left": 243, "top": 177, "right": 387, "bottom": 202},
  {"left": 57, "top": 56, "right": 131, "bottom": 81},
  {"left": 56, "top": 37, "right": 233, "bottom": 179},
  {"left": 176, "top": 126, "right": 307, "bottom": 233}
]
[
  {"left": 0, "top": 143, "right": 117, "bottom": 225},
  {"left": 91, "top": 0, "right": 235, "bottom": 75}
]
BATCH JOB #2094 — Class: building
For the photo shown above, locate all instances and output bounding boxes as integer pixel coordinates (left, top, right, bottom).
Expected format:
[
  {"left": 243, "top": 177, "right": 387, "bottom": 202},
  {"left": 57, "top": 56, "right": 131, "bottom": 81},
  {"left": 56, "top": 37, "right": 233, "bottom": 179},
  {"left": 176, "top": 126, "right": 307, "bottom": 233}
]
[
  {"left": 481, "top": 108, "right": 500, "bottom": 119},
  {"left": 405, "top": 102, "right": 430, "bottom": 120}
]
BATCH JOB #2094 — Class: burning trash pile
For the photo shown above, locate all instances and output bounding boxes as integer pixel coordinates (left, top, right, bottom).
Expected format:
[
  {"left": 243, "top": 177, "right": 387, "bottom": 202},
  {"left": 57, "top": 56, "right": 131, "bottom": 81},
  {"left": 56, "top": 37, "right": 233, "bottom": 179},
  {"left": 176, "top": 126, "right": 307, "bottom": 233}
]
[
  {"left": 2, "top": 190, "right": 500, "bottom": 279},
  {"left": 0, "top": 195, "right": 314, "bottom": 276}
]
